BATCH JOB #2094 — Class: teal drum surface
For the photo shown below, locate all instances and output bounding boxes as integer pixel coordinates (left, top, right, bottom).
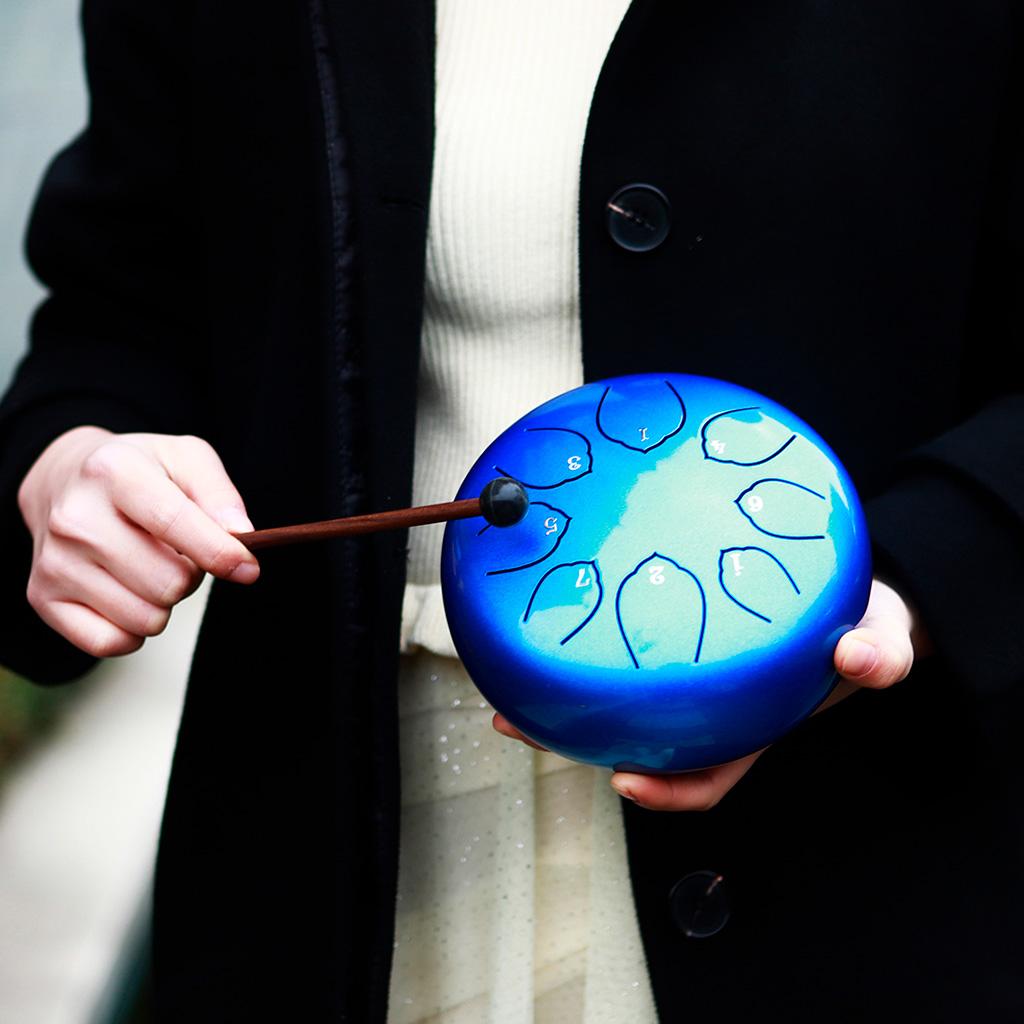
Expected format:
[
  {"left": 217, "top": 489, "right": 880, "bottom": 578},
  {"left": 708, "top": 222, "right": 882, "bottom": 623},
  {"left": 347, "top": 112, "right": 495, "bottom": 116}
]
[{"left": 441, "top": 372, "right": 872, "bottom": 772}]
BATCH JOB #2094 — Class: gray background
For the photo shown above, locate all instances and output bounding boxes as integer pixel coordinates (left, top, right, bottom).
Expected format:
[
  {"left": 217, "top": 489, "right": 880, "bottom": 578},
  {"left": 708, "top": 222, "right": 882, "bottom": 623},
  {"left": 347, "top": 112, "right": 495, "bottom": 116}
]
[
  {"left": 1, "top": 0, "right": 86, "bottom": 392},
  {"left": 0, "top": 9, "right": 202, "bottom": 1021}
]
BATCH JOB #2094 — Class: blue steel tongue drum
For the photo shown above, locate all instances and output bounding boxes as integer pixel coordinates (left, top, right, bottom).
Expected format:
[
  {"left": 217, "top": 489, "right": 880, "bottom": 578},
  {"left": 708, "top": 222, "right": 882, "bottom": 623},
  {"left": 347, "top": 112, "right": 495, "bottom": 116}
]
[{"left": 440, "top": 372, "right": 872, "bottom": 773}]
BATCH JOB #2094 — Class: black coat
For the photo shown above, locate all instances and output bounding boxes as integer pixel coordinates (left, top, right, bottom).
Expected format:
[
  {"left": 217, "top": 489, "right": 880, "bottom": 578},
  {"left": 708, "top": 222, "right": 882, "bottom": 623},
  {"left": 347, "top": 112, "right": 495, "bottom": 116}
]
[{"left": 1, "top": 1, "right": 1023, "bottom": 1020}]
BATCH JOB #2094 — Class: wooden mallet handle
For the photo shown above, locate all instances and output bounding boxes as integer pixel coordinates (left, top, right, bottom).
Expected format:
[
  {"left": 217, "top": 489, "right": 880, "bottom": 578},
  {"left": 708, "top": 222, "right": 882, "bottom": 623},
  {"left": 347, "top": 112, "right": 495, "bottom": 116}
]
[{"left": 234, "top": 477, "right": 528, "bottom": 552}]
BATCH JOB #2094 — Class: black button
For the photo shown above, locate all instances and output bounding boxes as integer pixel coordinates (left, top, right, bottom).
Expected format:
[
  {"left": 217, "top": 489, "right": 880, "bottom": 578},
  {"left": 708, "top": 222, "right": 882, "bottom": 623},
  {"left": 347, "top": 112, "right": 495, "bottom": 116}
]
[
  {"left": 606, "top": 184, "right": 671, "bottom": 252},
  {"left": 669, "top": 870, "right": 730, "bottom": 938}
]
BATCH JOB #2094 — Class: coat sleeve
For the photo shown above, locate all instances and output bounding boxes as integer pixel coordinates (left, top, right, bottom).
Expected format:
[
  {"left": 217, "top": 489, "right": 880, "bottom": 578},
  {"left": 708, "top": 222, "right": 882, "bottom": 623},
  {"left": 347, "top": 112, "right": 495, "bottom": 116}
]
[
  {"left": 860, "top": 37, "right": 1024, "bottom": 701},
  {"left": 0, "top": 0, "right": 207, "bottom": 684}
]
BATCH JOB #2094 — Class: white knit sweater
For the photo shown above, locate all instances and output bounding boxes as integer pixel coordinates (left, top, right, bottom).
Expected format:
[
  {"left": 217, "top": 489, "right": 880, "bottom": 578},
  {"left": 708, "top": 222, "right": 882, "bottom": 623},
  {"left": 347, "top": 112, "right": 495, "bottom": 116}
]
[
  {"left": 399, "top": 0, "right": 634, "bottom": 658},
  {"left": 389, "top": 5, "right": 659, "bottom": 1024}
]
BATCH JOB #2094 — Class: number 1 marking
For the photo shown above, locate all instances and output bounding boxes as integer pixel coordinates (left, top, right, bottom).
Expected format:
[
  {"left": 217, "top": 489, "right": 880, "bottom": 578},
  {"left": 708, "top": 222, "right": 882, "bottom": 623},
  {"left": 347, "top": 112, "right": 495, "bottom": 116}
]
[{"left": 729, "top": 552, "right": 743, "bottom": 577}]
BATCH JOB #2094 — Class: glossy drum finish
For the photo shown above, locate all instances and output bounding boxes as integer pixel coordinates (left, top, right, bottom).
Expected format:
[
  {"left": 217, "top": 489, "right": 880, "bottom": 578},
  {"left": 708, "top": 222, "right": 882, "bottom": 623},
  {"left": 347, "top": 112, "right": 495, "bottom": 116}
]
[{"left": 440, "top": 373, "right": 872, "bottom": 772}]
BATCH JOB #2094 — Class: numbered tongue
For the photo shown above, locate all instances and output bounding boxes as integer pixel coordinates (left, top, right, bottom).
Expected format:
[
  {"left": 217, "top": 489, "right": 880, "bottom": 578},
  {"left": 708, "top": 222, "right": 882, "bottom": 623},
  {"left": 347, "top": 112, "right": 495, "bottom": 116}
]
[
  {"left": 494, "top": 426, "right": 593, "bottom": 488},
  {"left": 522, "top": 560, "right": 603, "bottom": 647},
  {"left": 596, "top": 378, "right": 687, "bottom": 453},
  {"left": 734, "top": 479, "right": 829, "bottom": 540},
  {"left": 701, "top": 407, "right": 795, "bottom": 465},
  {"left": 480, "top": 500, "right": 572, "bottom": 576},
  {"left": 615, "top": 552, "right": 707, "bottom": 667},
  {"left": 718, "top": 546, "right": 801, "bottom": 623}
]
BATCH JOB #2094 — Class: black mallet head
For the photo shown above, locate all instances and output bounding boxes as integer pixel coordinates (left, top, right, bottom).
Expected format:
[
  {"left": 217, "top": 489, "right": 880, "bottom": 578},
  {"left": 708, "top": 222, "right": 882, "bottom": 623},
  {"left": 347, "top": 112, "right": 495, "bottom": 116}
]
[{"left": 479, "top": 477, "right": 529, "bottom": 527}]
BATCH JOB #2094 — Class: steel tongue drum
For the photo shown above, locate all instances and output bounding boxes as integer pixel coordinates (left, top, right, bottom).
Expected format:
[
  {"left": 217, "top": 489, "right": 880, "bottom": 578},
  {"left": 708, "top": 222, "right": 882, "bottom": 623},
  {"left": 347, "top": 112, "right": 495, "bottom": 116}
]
[{"left": 440, "top": 372, "right": 872, "bottom": 773}]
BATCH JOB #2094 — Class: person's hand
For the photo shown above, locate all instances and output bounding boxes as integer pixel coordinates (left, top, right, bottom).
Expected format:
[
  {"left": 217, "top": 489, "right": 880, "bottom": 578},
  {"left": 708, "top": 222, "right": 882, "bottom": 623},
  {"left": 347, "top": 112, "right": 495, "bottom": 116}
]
[
  {"left": 17, "top": 425, "right": 260, "bottom": 658},
  {"left": 492, "top": 577, "right": 931, "bottom": 811}
]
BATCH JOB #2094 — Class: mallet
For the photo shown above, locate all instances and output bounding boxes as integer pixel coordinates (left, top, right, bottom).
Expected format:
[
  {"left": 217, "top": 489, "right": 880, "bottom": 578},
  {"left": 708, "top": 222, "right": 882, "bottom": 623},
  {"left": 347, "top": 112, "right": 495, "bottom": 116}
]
[{"left": 233, "top": 476, "right": 529, "bottom": 552}]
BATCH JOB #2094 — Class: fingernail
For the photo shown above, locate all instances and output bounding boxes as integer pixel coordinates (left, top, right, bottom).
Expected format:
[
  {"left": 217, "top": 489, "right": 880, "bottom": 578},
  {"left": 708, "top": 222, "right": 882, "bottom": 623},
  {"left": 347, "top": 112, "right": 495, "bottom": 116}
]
[
  {"left": 843, "top": 638, "right": 878, "bottom": 677},
  {"left": 229, "top": 561, "right": 260, "bottom": 584},
  {"left": 611, "top": 777, "right": 639, "bottom": 802},
  {"left": 218, "top": 508, "right": 254, "bottom": 534}
]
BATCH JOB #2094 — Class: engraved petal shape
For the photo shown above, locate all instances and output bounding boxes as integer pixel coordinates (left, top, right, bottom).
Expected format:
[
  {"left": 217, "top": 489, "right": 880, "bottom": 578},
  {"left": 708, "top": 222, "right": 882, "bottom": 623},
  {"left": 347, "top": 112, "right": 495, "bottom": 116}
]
[
  {"left": 482, "top": 500, "right": 571, "bottom": 576},
  {"left": 718, "top": 547, "right": 800, "bottom": 623},
  {"left": 523, "top": 560, "right": 602, "bottom": 646},
  {"left": 615, "top": 552, "right": 707, "bottom": 668},
  {"left": 735, "top": 478, "right": 829, "bottom": 540},
  {"left": 596, "top": 379, "right": 686, "bottom": 453},
  {"left": 494, "top": 427, "right": 592, "bottom": 489},
  {"left": 701, "top": 407, "right": 796, "bottom": 465}
]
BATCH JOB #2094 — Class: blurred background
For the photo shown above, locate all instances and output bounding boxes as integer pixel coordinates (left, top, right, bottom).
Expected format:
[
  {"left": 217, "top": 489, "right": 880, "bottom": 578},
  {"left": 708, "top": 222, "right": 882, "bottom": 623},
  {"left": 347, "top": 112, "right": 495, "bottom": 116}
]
[{"left": 1, "top": 3, "right": 205, "bottom": 1020}]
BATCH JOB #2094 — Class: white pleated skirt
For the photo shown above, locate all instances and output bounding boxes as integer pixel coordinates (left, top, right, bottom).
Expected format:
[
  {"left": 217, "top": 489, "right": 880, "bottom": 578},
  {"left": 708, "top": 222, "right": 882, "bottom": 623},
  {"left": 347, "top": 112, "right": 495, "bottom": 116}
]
[{"left": 387, "top": 646, "right": 659, "bottom": 1024}]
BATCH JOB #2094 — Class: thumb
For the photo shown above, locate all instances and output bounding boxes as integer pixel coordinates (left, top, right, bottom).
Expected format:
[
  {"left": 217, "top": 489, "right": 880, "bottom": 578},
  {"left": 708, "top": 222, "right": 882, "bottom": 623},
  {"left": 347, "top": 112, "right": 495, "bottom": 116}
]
[{"left": 834, "top": 595, "right": 915, "bottom": 689}]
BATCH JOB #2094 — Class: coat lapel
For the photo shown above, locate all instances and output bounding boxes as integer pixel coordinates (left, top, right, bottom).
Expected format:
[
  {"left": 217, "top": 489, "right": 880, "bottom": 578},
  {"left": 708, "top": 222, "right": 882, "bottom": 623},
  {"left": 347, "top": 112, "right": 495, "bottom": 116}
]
[
  {"left": 317, "top": 0, "right": 436, "bottom": 518},
  {"left": 309, "top": 2, "right": 436, "bottom": 1015}
]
